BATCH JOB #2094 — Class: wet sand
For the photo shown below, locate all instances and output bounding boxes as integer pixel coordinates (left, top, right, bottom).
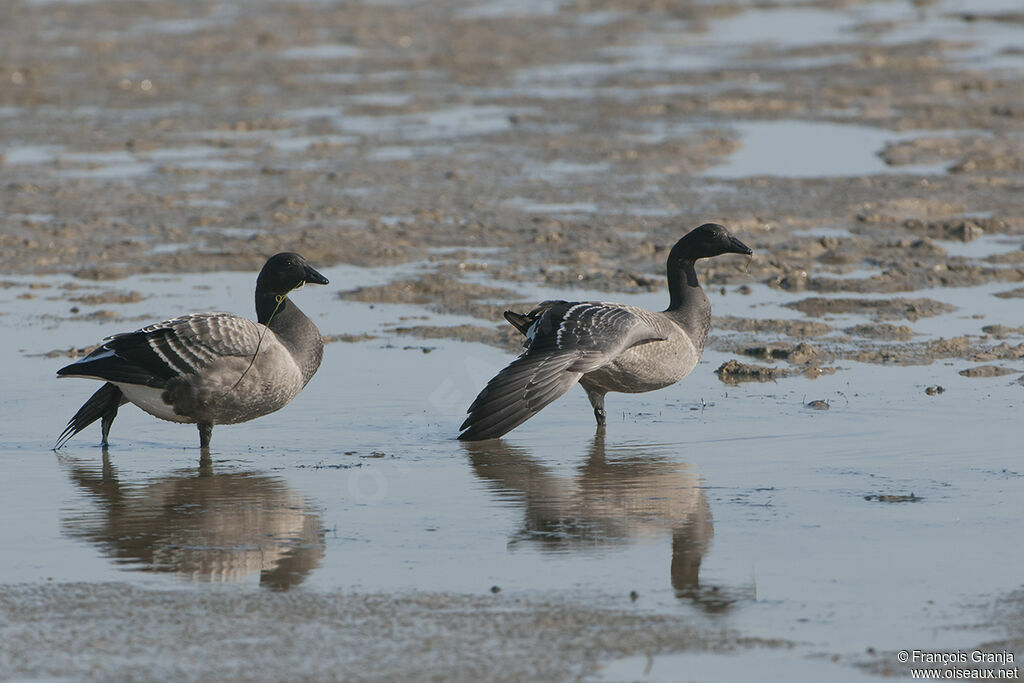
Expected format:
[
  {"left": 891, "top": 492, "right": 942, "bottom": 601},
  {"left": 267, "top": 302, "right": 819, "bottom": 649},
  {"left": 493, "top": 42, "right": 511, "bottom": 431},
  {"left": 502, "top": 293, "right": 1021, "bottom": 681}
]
[
  {"left": 0, "top": 583, "right": 789, "bottom": 682},
  {"left": 3, "top": 0, "right": 1024, "bottom": 369},
  {"left": 3, "top": 0, "right": 1024, "bottom": 680}
]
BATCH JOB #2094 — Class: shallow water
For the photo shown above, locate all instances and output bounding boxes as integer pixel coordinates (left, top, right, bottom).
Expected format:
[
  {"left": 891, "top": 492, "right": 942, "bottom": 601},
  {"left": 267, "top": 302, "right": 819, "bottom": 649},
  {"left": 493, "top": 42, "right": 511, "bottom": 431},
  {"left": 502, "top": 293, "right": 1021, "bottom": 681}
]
[
  {"left": 707, "top": 122, "right": 950, "bottom": 179},
  {"left": 4, "top": 0, "right": 1024, "bottom": 678},
  {"left": 2, "top": 262, "right": 1023, "bottom": 679}
]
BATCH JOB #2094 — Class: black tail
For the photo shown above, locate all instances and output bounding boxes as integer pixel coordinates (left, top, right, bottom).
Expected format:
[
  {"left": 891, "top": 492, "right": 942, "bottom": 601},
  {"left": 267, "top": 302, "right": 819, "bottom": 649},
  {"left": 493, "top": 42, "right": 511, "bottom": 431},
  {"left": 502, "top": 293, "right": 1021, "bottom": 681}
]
[
  {"left": 55, "top": 383, "right": 127, "bottom": 449},
  {"left": 503, "top": 310, "right": 532, "bottom": 336}
]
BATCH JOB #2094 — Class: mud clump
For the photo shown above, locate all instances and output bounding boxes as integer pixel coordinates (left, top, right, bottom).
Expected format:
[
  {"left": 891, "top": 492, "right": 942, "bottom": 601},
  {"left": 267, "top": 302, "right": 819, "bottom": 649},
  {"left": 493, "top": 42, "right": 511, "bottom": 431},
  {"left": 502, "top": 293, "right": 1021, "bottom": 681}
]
[
  {"left": 926, "top": 336, "right": 974, "bottom": 357},
  {"left": 982, "top": 325, "right": 1024, "bottom": 339},
  {"left": 741, "top": 342, "right": 820, "bottom": 365},
  {"left": 844, "top": 323, "right": 915, "bottom": 340},
  {"left": 715, "top": 316, "right": 832, "bottom": 338},
  {"left": 324, "top": 333, "right": 379, "bottom": 344},
  {"left": 958, "top": 365, "right": 1017, "bottom": 378},
  {"left": 32, "top": 346, "right": 98, "bottom": 359},
  {"left": 864, "top": 494, "right": 923, "bottom": 503},
  {"left": 972, "top": 342, "right": 1024, "bottom": 362},
  {"left": 798, "top": 264, "right": 1024, "bottom": 295},
  {"left": 855, "top": 198, "right": 967, "bottom": 224},
  {"left": 902, "top": 217, "right": 1004, "bottom": 242},
  {"left": 715, "top": 360, "right": 792, "bottom": 384},
  {"left": 71, "top": 266, "right": 136, "bottom": 281},
  {"left": 339, "top": 274, "right": 517, "bottom": 317},
  {"left": 786, "top": 297, "right": 955, "bottom": 321},
  {"left": 881, "top": 134, "right": 1024, "bottom": 176},
  {"left": 67, "top": 290, "right": 147, "bottom": 306},
  {"left": 388, "top": 324, "right": 516, "bottom": 350},
  {"left": 986, "top": 250, "right": 1024, "bottom": 265},
  {"left": 339, "top": 274, "right": 514, "bottom": 305}
]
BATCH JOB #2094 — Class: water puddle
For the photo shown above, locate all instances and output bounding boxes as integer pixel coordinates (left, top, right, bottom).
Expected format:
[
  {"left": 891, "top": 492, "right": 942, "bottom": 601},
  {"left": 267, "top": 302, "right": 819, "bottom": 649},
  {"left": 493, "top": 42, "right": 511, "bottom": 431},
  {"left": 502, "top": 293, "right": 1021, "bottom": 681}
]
[
  {"left": 513, "top": 61, "right": 626, "bottom": 88},
  {"left": 597, "top": 44, "right": 729, "bottom": 74},
  {"left": 290, "top": 69, "right": 447, "bottom": 86},
  {"left": 347, "top": 92, "right": 416, "bottom": 107},
  {"left": 707, "top": 121, "right": 949, "bottom": 179},
  {"left": 366, "top": 144, "right": 453, "bottom": 161},
  {"left": 58, "top": 161, "right": 155, "bottom": 179},
  {"left": 464, "top": 436, "right": 752, "bottom": 613},
  {"left": 2, "top": 143, "right": 258, "bottom": 179},
  {"left": 795, "top": 226, "right": 855, "bottom": 239},
  {"left": 60, "top": 458, "right": 324, "bottom": 589},
  {"left": 280, "top": 44, "right": 362, "bottom": 60},
  {"left": 335, "top": 104, "right": 536, "bottom": 141},
  {"left": 714, "top": 0, "right": 1024, "bottom": 72},
  {"left": 508, "top": 0, "right": 1024, "bottom": 86},
  {"left": 456, "top": 0, "right": 564, "bottom": 20},
  {"left": 140, "top": 146, "right": 226, "bottom": 162},
  {"left": 874, "top": 0, "right": 1024, "bottom": 71},
  {"left": 2, "top": 262, "right": 1023, "bottom": 680},
  {"left": 3, "top": 212, "right": 57, "bottom": 223},
  {"left": 269, "top": 134, "right": 358, "bottom": 152},
  {"left": 281, "top": 105, "right": 345, "bottom": 120},
  {"left": 3, "top": 144, "right": 66, "bottom": 165},
  {"left": 521, "top": 159, "right": 612, "bottom": 183},
  {"left": 707, "top": 8, "right": 860, "bottom": 50},
  {"left": 502, "top": 196, "right": 599, "bottom": 214},
  {"left": 941, "top": 233, "right": 1024, "bottom": 260},
  {"left": 129, "top": 18, "right": 219, "bottom": 36}
]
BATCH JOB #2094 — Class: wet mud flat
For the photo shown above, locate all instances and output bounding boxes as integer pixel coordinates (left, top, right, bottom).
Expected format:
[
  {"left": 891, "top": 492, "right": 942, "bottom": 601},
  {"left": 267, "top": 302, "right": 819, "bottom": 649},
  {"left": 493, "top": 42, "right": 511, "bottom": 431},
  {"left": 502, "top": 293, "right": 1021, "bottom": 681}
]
[
  {"left": 3, "top": 0, "right": 1024, "bottom": 373},
  {"left": 3, "top": 0, "right": 1024, "bottom": 680},
  {"left": 0, "top": 583, "right": 789, "bottom": 682}
]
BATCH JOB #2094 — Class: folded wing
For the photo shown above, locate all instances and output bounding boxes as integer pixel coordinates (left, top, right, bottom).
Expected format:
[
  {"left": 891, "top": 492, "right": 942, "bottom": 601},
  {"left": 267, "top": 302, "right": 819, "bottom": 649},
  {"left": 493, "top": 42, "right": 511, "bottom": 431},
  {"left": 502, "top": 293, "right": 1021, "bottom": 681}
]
[{"left": 57, "top": 313, "right": 266, "bottom": 387}]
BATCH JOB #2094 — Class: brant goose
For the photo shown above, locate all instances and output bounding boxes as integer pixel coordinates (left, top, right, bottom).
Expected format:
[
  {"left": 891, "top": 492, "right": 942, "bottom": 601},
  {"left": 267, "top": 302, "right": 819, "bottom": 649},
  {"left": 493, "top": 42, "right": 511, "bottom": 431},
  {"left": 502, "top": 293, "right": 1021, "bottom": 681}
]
[
  {"left": 458, "top": 224, "right": 752, "bottom": 441},
  {"left": 55, "top": 252, "right": 329, "bottom": 450}
]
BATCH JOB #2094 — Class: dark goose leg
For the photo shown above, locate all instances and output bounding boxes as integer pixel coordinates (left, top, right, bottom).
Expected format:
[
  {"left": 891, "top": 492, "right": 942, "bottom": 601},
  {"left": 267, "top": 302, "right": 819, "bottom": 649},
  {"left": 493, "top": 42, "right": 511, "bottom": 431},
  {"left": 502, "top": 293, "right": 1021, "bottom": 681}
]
[
  {"left": 198, "top": 421, "right": 213, "bottom": 450},
  {"left": 585, "top": 387, "right": 607, "bottom": 426}
]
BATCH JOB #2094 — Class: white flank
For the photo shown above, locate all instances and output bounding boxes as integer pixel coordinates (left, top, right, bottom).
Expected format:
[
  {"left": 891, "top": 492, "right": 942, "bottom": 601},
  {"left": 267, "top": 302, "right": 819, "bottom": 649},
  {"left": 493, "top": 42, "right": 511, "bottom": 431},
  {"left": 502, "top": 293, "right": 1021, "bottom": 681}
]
[{"left": 117, "top": 384, "right": 191, "bottom": 423}]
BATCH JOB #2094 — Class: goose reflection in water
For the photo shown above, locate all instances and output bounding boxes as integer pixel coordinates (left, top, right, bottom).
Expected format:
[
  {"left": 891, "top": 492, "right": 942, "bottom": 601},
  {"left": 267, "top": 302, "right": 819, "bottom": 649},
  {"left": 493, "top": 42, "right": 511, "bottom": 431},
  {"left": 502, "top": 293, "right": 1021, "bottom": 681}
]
[
  {"left": 59, "top": 454, "right": 325, "bottom": 590},
  {"left": 464, "top": 432, "right": 751, "bottom": 613}
]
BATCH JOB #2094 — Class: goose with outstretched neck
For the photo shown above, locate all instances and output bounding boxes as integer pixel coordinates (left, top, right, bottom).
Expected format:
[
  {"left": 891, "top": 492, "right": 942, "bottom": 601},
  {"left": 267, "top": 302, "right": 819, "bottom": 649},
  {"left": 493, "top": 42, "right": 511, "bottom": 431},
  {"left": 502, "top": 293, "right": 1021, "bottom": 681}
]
[{"left": 458, "top": 224, "right": 752, "bottom": 441}]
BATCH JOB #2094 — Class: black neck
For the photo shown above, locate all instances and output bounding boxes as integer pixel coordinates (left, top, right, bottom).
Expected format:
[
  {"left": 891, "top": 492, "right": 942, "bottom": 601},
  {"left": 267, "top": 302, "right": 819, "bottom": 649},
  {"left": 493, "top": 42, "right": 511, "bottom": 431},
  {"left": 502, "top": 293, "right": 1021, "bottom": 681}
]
[
  {"left": 664, "top": 258, "right": 711, "bottom": 348},
  {"left": 256, "top": 291, "right": 311, "bottom": 348},
  {"left": 667, "top": 259, "right": 700, "bottom": 311},
  {"left": 256, "top": 290, "right": 289, "bottom": 326},
  {"left": 255, "top": 289, "right": 324, "bottom": 382}
]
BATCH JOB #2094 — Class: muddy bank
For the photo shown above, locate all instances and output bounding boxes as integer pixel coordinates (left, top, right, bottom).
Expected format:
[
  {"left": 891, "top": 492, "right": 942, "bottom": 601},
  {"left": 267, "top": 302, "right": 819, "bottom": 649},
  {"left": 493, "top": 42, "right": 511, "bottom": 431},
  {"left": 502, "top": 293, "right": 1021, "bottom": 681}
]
[
  {"left": 324, "top": 265, "right": 1024, "bottom": 372},
  {"left": 0, "top": 582, "right": 789, "bottom": 682},
  {"left": 3, "top": 0, "right": 1024, "bottom": 369}
]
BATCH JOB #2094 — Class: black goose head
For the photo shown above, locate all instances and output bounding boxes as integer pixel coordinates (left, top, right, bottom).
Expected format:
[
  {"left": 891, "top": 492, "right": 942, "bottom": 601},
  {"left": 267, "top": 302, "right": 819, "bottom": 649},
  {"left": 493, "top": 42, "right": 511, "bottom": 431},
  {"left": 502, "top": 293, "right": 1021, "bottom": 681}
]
[
  {"left": 669, "top": 223, "right": 752, "bottom": 264},
  {"left": 256, "top": 252, "right": 329, "bottom": 297}
]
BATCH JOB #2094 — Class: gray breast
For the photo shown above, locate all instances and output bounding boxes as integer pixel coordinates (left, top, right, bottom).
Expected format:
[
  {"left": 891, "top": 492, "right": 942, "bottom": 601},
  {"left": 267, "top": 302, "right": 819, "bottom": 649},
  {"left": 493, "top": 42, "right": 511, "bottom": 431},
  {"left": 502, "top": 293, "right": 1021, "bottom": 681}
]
[
  {"left": 580, "top": 309, "right": 700, "bottom": 394},
  {"left": 166, "top": 335, "right": 307, "bottom": 425}
]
